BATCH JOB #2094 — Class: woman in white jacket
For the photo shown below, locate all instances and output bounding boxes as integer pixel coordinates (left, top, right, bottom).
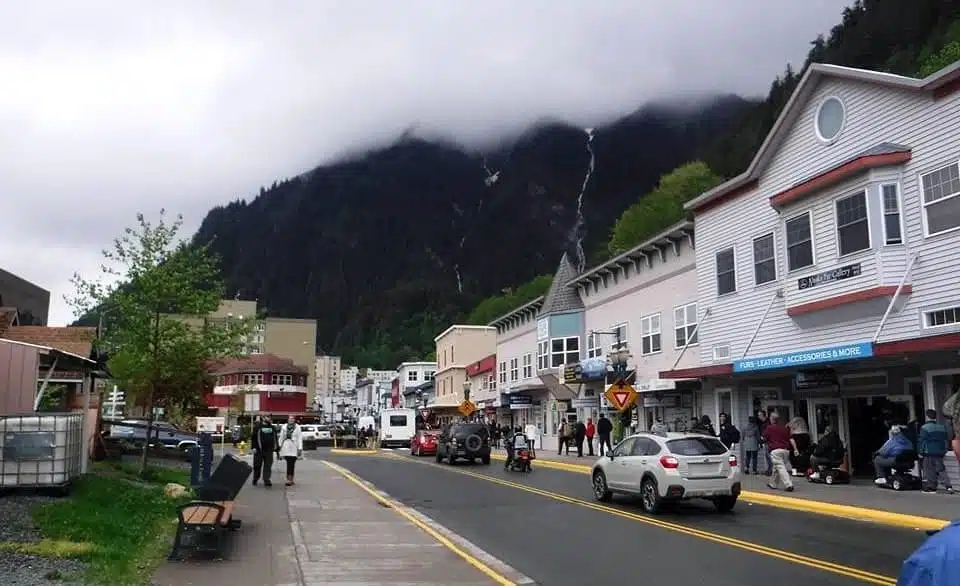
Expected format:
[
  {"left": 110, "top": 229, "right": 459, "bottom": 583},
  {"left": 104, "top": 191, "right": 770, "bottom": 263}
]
[{"left": 278, "top": 415, "right": 304, "bottom": 486}]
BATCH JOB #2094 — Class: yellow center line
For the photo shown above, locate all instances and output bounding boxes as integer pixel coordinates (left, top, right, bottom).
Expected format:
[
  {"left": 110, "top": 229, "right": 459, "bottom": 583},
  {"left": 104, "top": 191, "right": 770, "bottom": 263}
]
[{"left": 363, "top": 451, "right": 896, "bottom": 586}]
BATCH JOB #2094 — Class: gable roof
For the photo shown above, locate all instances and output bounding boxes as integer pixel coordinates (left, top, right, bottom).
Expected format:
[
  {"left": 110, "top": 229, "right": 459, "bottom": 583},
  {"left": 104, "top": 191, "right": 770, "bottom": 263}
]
[
  {"left": 539, "top": 252, "right": 584, "bottom": 316},
  {"left": 2, "top": 326, "right": 96, "bottom": 358},
  {"left": 686, "top": 60, "right": 960, "bottom": 213}
]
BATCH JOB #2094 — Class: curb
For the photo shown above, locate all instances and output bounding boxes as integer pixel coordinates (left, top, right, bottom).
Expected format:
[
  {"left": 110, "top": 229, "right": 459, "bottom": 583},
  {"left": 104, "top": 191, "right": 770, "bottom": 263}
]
[
  {"left": 328, "top": 448, "right": 380, "bottom": 455},
  {"left": 489, "top": 454, "right": 949, "bottom": 531}
]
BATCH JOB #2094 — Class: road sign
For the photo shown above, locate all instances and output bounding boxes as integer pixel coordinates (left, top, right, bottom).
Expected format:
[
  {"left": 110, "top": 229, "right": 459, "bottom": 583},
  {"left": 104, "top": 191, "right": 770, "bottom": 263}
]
[
  {"left": 603, "top": 380, "right": 637, "bottom": 412},
  {"left": 458, "top": 400, "right": 478, "bottom": 418}
]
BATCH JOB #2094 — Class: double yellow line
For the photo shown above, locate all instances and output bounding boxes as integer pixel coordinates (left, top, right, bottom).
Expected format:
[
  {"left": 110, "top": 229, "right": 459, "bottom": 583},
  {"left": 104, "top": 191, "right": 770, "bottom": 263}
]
[{"left": 377, "top": 451, "right": 897, "bottom": 586}]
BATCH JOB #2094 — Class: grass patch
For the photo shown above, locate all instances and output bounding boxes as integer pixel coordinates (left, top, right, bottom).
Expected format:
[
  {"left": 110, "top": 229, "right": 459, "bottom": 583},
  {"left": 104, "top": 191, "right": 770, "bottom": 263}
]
[
  {"left": 97, "top": 460, "right": 190, "bottom": 486},
  {"left": 31, "top": 471, "right": 191, "bottom": 585},
  {"left": 0, "top": 538, "right": 96, "bottom": 558}
]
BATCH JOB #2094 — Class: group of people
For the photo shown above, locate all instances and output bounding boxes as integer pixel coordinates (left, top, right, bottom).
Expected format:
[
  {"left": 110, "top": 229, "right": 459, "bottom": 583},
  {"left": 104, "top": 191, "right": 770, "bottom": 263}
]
[
  {"left": 557, "top": 414, "right": 614, "bottom": 457},
  {"left": 249, "top": 414, "right": 305, "bottom": 487}
]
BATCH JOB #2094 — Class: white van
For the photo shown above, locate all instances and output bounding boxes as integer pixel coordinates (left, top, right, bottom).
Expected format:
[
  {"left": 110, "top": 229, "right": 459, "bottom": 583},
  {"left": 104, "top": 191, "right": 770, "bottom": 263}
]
[{"left": 379, "top": 408, "right": 416, "bottom": 448}]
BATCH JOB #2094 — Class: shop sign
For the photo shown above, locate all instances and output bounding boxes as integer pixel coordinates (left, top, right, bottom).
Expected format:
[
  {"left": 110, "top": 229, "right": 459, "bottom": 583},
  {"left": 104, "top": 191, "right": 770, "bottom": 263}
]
[
  {"left": 509, "top": 395, "right": 533, "bottom": 409},
  {"left": 635, "top": 379, "right": 676, "bottom": 392},
  {"left": 642, "top": 394, "right": 679, "bottom": 408},
  {"left": 797, "top": 263, "right": 862, "bottom": 290},
  {"left": 571, "top": 397, "right": 598, "bottom": 408},
  {"left": 562, "top": 357, "right": 607, "bottom": 384},
  {"left": 733, "top": 341, "right": 873, "bottom": 373}
]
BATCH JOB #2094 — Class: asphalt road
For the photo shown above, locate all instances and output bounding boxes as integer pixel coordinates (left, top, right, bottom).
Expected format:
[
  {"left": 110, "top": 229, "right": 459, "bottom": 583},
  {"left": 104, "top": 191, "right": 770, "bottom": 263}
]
[{"left": 318, "top": 448, "right": 923, "bottom": 586}]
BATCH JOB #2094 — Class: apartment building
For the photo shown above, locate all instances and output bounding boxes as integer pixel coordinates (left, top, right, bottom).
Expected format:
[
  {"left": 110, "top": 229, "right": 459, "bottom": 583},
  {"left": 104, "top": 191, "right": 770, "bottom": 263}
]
[
  {"left": 340, "top": 365, "right": 360, "bottom": 392},
  {"left": 660, "top": 61, "right": 960, "bottom": 477},
  {"left": 315, "top": 354, "right": 341, "bottom": 396},
  {"left": 432, "top": 325, "right": 496, "bottom": 421}
]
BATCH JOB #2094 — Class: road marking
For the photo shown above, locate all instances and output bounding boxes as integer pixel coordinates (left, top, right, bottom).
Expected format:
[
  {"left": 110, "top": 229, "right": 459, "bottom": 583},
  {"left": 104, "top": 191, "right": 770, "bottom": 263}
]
[
  {"left": 368, "top": 451, "right": 897, "bottom": 586},
  {"left": 329, "top": 448, "right": 379, "bottom": 455},
  {"left": 323, "top": 460, "right": 531, "bottom": 586},
  {"left": 486, "top": 454, "right": 948, "bottom": 532}
]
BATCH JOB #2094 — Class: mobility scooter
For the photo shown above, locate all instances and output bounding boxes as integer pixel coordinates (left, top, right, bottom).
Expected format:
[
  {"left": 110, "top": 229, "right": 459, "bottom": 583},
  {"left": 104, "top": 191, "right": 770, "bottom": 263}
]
[
  {"left": 807, "top": 455, "right": 851, "bottom": 485},
  {"left": 876, "top": 450, "right": 922, "bottom": 491}
]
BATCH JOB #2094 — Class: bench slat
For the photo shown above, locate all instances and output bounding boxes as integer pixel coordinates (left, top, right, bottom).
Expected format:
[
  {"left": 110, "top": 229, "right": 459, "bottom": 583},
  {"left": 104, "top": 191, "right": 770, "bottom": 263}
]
[{"left": 181, "top": 501, "right": 234, "bottom": 526}]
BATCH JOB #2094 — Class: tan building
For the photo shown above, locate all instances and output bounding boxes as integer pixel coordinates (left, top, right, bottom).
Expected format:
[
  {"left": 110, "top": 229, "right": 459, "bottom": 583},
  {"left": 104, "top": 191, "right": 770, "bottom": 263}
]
[
  {"left": 432, "top": 325, "right": 496, "bottom": 412},
  {"left": 315, "top": 355, "right": 341, "bottom": 396},
  {"left": 179, "top": 300, "right": 318, "bottom": 409}
]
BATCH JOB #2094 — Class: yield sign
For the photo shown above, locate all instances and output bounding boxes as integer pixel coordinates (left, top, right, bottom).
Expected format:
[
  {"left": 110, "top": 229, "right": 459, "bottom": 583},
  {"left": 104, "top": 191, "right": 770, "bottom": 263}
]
[{"left": 603, "top": 381, "right": 637, "bottom": 411}]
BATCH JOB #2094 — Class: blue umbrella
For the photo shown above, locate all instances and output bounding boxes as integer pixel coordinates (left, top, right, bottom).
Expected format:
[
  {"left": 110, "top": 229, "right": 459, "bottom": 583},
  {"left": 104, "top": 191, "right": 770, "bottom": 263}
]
[{"left": 899, "top": 521, "right": 960, "bottom": 585}]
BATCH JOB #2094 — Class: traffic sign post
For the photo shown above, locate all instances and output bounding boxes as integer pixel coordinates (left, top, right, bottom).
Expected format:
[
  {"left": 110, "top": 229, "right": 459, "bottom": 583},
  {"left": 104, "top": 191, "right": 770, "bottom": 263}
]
[
  {"left": 458, "top": 400, "right": 478, "bottom": 418},
  {"left": 603, "top": 380, "right": 637, "bottom": 412}
]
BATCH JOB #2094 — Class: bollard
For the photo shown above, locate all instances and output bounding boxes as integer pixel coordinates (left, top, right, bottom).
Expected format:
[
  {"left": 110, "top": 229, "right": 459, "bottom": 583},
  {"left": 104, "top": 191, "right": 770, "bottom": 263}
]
[{"left": 198, "top": 432, "right": 214, "bottom": 483}]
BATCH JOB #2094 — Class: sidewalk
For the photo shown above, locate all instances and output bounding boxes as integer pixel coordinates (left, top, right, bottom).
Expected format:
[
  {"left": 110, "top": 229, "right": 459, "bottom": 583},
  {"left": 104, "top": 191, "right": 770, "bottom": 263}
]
[
  {"left": 154, "top": 457, "right": 499, "bottom": 585},
  {"left": 492, "top": 448, "right": 957, "bottom": 528}
]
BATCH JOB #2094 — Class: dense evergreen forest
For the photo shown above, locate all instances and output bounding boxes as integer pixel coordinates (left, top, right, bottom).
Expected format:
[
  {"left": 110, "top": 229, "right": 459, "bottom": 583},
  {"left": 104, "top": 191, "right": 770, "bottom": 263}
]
[{"left": 193, "top": 0, "right": 960, "bottom": 368}]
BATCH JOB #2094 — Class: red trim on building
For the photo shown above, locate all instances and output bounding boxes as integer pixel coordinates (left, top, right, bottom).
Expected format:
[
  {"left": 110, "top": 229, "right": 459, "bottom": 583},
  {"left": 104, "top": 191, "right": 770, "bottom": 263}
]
[
  {"left": 934, "top": 77, "right": 960, "bottom": 101},
  {"left": 204, "top": 393, "right": 232, "bottom": 408},
  {"left": 770, "top": 151, "right": 912, "bottom": 208},
  {"left": 874, "top": 332, "right": 960, "bottom": 356},
  {"left": 786, "top": 285, "right": 912, "bottom": 317},
  {"left": 690, "top": 179, "right": 759, "bottom": 214},
  {"left": 659, "top": 363, "right": 733, "bottom": 379},
  {"left": 466, "top": 354, "right": 497, "bottom": 377}
]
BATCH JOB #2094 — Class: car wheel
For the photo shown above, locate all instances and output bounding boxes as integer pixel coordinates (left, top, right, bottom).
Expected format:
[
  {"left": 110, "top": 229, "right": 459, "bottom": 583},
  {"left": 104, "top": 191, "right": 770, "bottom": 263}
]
[
  {"left": 592, "top": 471, "right": 612, "bottom": 502},
  {"left": 713, "top": 495, "right": 737, "bottom": 513},
  {"left": 640, "top": 477, "right": 662, "bottom": 514},
  {"left": 892, "top": 478, "right": 902, "bottom": 491},
  {"left": 825, "top": 473, "right": 835, "bottom": 485},
  {"left": 481, "top": 455, "right": 490, "bottom": 465}
]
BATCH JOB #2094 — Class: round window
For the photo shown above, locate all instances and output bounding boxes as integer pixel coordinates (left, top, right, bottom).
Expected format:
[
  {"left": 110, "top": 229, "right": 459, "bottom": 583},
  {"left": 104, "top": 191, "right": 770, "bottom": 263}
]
[{"left": 816, "top": 97, "right": 845, "bottom": 142}]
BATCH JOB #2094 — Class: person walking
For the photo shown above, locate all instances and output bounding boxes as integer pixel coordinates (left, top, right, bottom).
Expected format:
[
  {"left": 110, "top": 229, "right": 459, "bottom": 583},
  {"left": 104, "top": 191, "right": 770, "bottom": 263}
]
[
  {"left": 597, "top": 413, "right": 613, "bottom": 456},
  {"left": 919, "top": 409, "right": 954, "bottom": 494},
  {"left": 585, "top": 418, "right": 596, "bottom": 456},
  {"left": 251, "top": 416, "right": 277, "bottom": 487},
  {"left": 742, "top": 416, "right": 760, "bottom": 475},
  {"left": 574, "top": 418, "right": 587, "bottom": 457},
  {"left": 762, "top": 412, "right": 794, "bottom": 492},
  {"left": 278, "top": 415, "right": 304, "bottom": 486}
]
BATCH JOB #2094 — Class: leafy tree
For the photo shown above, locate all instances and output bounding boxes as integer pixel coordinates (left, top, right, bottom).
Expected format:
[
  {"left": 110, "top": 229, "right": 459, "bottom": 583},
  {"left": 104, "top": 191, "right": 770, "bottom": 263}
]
[
  {"left": 68, "top": 211, "right": 249, "bottom": 476},
  {"left": 466, "top": 275, "right": 552, "bottom": 325},
  {"left": 607, "top": 162, "right": 722, "bottom": 256},
  {"left": 918, "top": 39, "right": 960, "bottom": 77}
]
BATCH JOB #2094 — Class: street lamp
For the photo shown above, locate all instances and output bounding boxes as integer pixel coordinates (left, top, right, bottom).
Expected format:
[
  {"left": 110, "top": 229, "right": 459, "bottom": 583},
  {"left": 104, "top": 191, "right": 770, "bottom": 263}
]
[
  {"left": 462, "top": 380, "right": 472, "bottom": 402},
  {"left": 607, "top": 347, "right": 632, "bottom": 379}
]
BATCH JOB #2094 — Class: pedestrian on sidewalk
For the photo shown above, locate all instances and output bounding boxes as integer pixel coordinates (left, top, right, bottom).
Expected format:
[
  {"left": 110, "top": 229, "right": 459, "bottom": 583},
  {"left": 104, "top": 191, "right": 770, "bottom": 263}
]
[
  {"left": 585, "top": 418, "right": 596, "bottom": 456},
  {"left": 597, "top": 413, "right": 613, "bottom": 456},
  {"left": 762, "top": 412, "right": 794, "bottom": 492},
  {"left": 279, "top": 415, "right": 304, "bottom": 486},
  {"left": 251, "top": 415, "right": 277, "bottom": 487},
  {"left": 574, "top": 418, "right": 586, "bottom": 457},
  {"left": 742, "top": 416, "right": 760, "bottom": 474},
  {"left": 558, "top": 420, "right": 573, "bottom": 455},
  {"left": 718, "top": 412, "right": 740, "bottom": 451},
  {"left": 919, "top": 409, "right": 954, "bottom": 494},
  {"left": 650, "top": 417, "right": 669, "bottom": 436},
  {"left": 787, "top": 417, "right": 811, "bottom": 476},
  {"left": 757, "top": 410, "right": 773, "bottom": 475}
]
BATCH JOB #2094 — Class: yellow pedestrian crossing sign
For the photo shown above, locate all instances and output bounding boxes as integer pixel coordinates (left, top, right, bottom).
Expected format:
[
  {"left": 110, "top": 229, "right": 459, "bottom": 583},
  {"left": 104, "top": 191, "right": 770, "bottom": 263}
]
[{"left": 458, "top": 400, "right": 478, "bottom": 417}]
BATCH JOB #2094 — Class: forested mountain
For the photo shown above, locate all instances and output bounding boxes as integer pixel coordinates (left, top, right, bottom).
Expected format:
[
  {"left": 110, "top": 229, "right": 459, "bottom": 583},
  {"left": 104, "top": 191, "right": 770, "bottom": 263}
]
[{"left": 194, "top": 0, "right": 960, "bottom": 368}]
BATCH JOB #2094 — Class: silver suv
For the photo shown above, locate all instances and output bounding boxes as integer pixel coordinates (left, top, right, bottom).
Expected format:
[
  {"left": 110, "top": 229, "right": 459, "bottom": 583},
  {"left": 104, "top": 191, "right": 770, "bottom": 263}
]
[{"left": 590, "top": 432, "right": 742, "bottom": 514}]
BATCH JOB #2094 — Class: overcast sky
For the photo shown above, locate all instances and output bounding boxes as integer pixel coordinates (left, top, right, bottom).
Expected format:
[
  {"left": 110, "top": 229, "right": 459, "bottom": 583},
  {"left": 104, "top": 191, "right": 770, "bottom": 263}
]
[{"left": 1, "top": 0, "right": 854, "bottom": 326}]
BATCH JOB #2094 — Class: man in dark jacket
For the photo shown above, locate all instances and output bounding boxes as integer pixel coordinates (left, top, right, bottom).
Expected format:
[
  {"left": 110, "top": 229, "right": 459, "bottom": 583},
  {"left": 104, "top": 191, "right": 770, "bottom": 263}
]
[
  {"left": 919, "top": 409, "right": 953, "bottom": 493},
  {"left": 718, "top": 413, "right": 741, "bottom": 449},
  {"left": 251, "top": 416, "right": 277, "bottom": 487},
  {"left": 597, "top": 414, "right": 613, "bottom": 456},
  {"left": 574, "top": 418, "right": 587, "bottom": 457}
]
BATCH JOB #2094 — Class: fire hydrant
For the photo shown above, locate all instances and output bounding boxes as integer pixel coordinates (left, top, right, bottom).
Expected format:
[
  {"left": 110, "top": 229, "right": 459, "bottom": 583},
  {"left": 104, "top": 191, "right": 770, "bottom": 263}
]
[{"left": 237, "top": 440, "right": 248, "bottom": 456}]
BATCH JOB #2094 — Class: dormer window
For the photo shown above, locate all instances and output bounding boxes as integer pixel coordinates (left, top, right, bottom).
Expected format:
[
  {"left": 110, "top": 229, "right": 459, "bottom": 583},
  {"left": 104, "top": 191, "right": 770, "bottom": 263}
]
[{"left": 815, "top": 97, "right": 845, "bottom": 143}]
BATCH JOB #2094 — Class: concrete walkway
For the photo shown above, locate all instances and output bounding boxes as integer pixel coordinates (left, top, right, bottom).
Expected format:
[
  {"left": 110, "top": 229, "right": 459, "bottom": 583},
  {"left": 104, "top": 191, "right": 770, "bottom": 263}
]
[{"left": 153, "top": 456, "right": 500, "bottom": 586}]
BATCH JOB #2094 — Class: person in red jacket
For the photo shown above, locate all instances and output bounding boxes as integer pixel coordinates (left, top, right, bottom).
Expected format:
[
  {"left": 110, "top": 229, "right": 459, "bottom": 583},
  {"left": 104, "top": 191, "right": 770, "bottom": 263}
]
[
  {"left": 585, "top": 418, "right": 596, "bottom": 456},
  {"left": 762, "top": 412, "right": 794, "bottom": 492}
]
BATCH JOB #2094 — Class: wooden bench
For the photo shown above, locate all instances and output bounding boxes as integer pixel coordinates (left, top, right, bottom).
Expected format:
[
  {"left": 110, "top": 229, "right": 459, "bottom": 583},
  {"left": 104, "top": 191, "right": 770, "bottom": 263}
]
[{"left": 168, "top": 500, "right": 238, "bottom": 560}]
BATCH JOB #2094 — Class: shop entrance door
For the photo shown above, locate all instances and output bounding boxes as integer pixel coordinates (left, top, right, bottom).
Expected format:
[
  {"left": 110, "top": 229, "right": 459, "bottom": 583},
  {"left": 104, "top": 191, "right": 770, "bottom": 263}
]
[
  {"left": 760, "top": 400, "right": 792, "bottom": 423},
  {"left": 809, "top": 398, "right": 848, "bottom": 456}
]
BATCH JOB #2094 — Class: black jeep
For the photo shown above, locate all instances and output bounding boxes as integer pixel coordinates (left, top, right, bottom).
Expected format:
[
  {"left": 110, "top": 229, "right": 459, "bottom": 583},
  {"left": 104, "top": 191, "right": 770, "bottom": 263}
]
[{"left": 436, "top": 423, "right": 491, "bottom": 465}]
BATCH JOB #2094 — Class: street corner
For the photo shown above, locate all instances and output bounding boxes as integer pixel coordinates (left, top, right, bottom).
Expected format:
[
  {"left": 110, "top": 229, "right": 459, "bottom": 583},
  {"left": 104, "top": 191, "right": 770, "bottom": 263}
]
[{"left": 321, "top": 460, "right": 535, "bottom": 586}]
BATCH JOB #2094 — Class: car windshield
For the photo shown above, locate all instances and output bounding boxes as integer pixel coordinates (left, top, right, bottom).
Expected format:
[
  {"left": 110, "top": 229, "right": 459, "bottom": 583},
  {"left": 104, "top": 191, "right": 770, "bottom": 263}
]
[
  {"left": 666, "top": 437, "right": 728, "bottom": 456},
  {"left": 302, "top": 426, "right": 315, "bottom": 431}
]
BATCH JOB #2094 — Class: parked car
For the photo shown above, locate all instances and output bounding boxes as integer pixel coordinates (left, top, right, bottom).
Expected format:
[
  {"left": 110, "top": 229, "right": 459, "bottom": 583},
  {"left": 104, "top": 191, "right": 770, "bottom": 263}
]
[
  {"left": 300, "top": 425, "right": 322, "bottom": 442},
  {"left": 109, "top": 420, "right": 199, "bottom": 453},
  {"left": 411, "top": 430, "right": 439, "bottom": 456},
  {"left": 435, "top": 423, "right": 491, "bottom": 465},
  {"left": 590, "top": 432, "right": 742, "bottom": 514}
]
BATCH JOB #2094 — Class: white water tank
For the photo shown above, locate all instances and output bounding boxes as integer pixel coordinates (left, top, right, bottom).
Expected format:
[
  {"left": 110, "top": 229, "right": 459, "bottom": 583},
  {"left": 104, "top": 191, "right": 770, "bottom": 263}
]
[{"left": 0, "top": 413, "right": 83, "bottom": 487}]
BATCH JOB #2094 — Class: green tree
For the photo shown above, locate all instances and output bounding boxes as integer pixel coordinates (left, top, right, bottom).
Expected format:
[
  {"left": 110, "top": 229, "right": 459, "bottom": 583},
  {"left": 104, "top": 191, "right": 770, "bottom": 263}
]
[
  {"left": 918, "top": 40, "right": 960, "bottom": 77},
  {"left": 607, "top": 162, "right": 722, "bottom": 256},
  {"left": 466, "top": 275, "right": 552, "bottom": 325},
  {"left": 68, "top": 211, "right": 249, "bottom": 476}
]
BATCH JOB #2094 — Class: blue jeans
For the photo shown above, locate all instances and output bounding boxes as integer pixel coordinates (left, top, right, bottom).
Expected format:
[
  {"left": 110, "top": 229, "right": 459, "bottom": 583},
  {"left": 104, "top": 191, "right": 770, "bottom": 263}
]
[{"left": 745, "top": 450, "right": 758, "bottom": 473}]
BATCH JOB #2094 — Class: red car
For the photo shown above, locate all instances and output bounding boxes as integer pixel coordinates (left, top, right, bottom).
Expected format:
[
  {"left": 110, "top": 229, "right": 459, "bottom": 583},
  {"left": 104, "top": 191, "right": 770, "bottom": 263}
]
[{"left": 411, "top": 430, "right": 439, "bottom": 456}]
